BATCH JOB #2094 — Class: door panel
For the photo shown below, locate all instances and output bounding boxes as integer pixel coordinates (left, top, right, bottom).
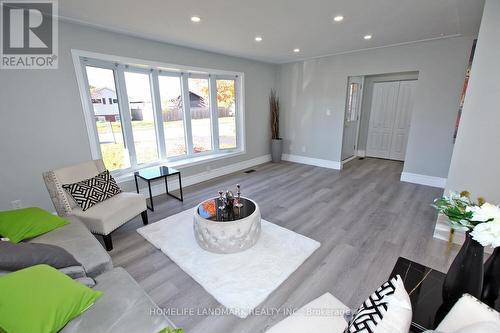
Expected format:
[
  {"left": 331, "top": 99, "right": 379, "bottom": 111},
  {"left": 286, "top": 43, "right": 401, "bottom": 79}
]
[
  {"left": 389, "top": 80, "right": 417, "bottom": 160},
  {"left": 366, "top": 81, "right": 399, "bottom": 159},
  {"left": 341, "top": 77, "right": 363, "bottom": 160}
]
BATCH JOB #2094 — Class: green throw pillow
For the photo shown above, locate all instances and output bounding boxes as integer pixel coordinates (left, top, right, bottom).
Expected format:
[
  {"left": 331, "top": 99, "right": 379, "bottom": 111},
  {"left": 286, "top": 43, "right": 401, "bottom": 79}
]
[
  {"left": 0, "top": 207, "right": 68, "bottom": 243},
  {"left": 0, "top": 264, "right": 102, "bottom": 333},
  {"left": 158, "top": 328, "right": 184, "bottom": 333}
]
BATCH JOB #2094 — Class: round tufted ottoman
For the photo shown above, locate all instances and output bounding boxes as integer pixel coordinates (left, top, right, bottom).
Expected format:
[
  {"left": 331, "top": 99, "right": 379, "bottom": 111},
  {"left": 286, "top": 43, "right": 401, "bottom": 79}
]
[{"left": 193, "top": 197, "right": 261, "bottom": 254}]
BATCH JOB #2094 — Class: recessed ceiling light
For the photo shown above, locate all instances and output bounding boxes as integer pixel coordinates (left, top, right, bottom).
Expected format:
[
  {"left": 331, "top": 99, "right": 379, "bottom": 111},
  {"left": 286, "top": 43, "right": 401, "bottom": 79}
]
[
  {"left": 191, "top": 16, "right": 201, "bottom": 23},
  {"left": 363, "top": 34, "right": 372, "bottom": 40},
  {"left": 293, "top": 48, "right": 300, "bottom": 53},
  {"left": 255, "top": 36, "right": 263, "bottom": 42},
  {"left": 334, "top": 15, "right": 344, "bottom": 22}
]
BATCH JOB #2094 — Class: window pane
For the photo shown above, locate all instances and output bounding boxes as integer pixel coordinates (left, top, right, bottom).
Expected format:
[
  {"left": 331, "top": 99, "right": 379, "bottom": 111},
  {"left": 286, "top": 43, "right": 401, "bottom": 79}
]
[
  {"left": 188, "top": 78, "right": 212, "bottom": 153},
  {"left": 216, "top": 79, "right": 237, "bottom": 149},
  {"left": 124, "top": 72, "right": 158, "bottom": 164},
  {"left": 85, "top": 66, "right": 130, "bottom": 171},
  {"left": 158, "top": 76, "right": 186, "bottom": 157},
  {"left": 346, "top": 83, "right": 360, "bottom": 122}
]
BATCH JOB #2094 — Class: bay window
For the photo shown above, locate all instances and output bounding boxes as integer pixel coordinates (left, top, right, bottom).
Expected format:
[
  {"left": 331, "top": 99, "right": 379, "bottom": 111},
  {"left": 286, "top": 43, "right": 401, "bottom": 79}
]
[{"left": 74, "top": 50, "right": 244, "bottom": 175}]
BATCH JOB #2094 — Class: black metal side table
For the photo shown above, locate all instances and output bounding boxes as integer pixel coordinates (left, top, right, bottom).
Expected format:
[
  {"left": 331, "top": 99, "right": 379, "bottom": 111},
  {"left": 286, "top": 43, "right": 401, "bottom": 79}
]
[{"left": 134, "top": 166, "right": 183, "bottom": 211}]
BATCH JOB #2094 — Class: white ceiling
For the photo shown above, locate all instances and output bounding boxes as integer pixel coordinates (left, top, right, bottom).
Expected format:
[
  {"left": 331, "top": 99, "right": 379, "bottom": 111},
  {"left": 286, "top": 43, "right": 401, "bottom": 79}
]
[{"left": 58, "top": 0, "right": 485, "bottom": 64}]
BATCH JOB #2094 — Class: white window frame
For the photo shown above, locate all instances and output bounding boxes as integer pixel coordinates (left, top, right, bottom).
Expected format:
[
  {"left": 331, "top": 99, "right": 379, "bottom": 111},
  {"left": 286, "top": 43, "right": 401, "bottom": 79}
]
[
  {"left": 71, "top": 49, "right": 245, "bottom": 179},
  {"left": 213, "top": 75, "right": 241, "bottom": 151},
  {"left": 122, "top": 66, "right": 161, "bottom": 164}
]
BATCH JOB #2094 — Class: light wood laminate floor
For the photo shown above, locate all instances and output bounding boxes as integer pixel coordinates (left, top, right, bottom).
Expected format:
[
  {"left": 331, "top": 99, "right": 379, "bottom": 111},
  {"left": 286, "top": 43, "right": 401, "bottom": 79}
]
[{"left": 110, "top": 158, "right": 459, "bottom": 333}]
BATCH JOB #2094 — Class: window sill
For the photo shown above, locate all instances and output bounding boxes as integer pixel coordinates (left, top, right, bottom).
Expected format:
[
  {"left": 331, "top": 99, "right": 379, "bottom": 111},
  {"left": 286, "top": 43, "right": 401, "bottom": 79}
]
[{"left": 114, "top": 150, "right": 245, "bottom": 184}]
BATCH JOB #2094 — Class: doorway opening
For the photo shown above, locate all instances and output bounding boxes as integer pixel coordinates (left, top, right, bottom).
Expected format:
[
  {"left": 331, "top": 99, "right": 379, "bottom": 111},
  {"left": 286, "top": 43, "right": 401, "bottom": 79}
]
[{"left": 341, "top": 72, "right": 419, "bottom": 164}]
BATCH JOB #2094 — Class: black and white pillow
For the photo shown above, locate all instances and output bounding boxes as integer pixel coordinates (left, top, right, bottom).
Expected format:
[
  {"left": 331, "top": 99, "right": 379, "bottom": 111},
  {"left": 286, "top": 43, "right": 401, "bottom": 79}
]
[
  {"left": 63, "top": 170, "right": 121, "bottom": 211},
  {"left": 344, "top": 275, "right": 412, "bottom": 333}
]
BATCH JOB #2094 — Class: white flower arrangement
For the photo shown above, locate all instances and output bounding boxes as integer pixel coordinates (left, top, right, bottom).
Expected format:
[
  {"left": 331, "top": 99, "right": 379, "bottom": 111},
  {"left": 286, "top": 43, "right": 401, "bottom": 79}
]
[
  {"left": 468, "top": 203, "right": 500, "bottom": 248},
  {"left": 433, "top": 191, "right": 500, "bottom": 248}
]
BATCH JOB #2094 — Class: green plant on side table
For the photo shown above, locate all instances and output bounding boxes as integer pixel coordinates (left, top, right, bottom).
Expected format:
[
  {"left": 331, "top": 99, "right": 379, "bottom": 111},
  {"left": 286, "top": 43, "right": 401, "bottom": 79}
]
[
  {"left": 433, "top": 190, "right": 500, "bottom": 306},
  {"left": 433, "top": 191, "right": 500, "bottom": 247}
]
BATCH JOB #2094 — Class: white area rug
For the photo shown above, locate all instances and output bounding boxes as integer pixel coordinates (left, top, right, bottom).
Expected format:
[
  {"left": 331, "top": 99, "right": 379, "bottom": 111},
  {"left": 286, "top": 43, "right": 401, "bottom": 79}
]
[{"left": 137, "top": 208, "right": 320, "bottom": 318}]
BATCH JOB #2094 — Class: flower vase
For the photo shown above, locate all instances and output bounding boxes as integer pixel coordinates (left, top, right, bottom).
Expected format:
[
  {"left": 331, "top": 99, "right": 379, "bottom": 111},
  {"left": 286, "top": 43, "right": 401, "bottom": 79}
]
[
  {"left": 442, "top": 231, "right": 484, "bottom": 304},
  {"left": 481, "top": 247, "right": 500, "bottom": 307}
]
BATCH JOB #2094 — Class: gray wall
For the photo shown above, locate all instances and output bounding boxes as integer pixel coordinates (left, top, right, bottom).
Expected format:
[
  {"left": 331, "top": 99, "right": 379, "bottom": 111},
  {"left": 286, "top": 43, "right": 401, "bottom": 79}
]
[
  {"left": 278, "top": 36, "right": 475, "bottom": 178},
  {"left": 445, "top": 0, "right": 500, "bottom": 203},
  {"left": 0, "top": 20, "right": 277, "bottom": 211},
  {"left": 357, "top": 72, "right": 419, "bottom": 152}
]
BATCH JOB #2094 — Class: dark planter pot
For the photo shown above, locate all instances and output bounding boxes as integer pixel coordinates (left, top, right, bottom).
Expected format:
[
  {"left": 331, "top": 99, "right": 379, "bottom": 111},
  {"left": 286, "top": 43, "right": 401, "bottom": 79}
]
[
  {"left": 271, "top": 139, "right": 283, "bottom": 163},
  {"left": 442, "top": 231, "right": 484, "bottom": 304},
  {"left": 482, "top": 247, "right": 500, "bottom": 307}
]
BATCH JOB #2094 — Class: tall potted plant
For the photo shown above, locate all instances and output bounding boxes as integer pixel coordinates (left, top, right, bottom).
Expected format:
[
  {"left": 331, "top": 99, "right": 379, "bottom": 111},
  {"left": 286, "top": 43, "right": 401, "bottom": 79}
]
[
  {"left": 270, "top": 89, "right": 282, "bottom": 163},
  {"left": 433, "top": 191, "right": 500, "bottom": 305}
]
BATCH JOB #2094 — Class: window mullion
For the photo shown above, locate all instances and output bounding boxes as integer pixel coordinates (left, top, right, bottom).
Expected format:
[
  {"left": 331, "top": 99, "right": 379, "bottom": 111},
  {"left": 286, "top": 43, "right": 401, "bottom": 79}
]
[
  {"left": 80, "top": 60, "right": 102, "bottom": 160},
  {"left": 209, "top": 76, "right": 219, "bottom": 151},
  {"left": 182, "top": 73, "right": 194, "bottom": 156},
  {"left": 115, "top": 65, "right": 137, "bottom": 168},
  {"left": 150, "top": 70, "right": 166, "bottom": 160},
  {"left": 235, "top": 76, "right": 242, "bottom": 150}
]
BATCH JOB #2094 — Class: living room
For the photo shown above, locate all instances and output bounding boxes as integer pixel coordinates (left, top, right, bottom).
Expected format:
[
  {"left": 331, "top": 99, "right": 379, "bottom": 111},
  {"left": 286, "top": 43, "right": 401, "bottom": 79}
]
[{"left": 1, "top": 0, "right": 500, "bottom": 332}]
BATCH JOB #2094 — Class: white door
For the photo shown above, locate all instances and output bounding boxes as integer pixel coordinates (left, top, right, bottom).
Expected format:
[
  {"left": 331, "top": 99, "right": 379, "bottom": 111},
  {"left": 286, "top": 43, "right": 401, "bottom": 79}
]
[
  {"left": 389, "top": 80, "right": 417, "bottom": 160},
  {"left": 366, "top": 80, "right": 416, "bottom": 161},
  {"left": 366, "top": 81, "right": 399, "bottom": 159},
  {"left": 341, "top": 77, "right": 363, "bottom": 161}
]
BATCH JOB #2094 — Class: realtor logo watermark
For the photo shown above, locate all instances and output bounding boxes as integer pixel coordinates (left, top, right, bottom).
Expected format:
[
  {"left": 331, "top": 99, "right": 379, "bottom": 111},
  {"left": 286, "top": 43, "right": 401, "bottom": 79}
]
[{"left": 1, "top": 0, "right": 58, "bottom": 69}]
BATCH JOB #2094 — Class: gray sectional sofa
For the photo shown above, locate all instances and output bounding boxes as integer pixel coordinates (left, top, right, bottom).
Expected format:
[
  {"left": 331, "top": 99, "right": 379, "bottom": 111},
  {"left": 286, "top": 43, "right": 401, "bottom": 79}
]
[
  {"left": 29, "top": 215, "right": 175, "bottom": 332},
  {"left": 28, "top": 215, "right": 112, "bottom": 278},
  {"left": 62, "top": 267, "right": 172, "bottom": 333}
]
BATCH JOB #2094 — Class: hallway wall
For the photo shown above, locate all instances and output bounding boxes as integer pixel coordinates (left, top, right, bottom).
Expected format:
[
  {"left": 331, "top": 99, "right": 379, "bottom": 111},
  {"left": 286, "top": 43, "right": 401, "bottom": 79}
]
[{"left": 278, "top": 36, "right": 474, "bottom": 182}]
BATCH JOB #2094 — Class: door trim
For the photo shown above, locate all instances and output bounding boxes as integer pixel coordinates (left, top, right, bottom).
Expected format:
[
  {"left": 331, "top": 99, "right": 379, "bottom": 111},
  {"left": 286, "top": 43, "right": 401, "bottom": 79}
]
[{"left": 283, "top": 154, "right": 342, "bottom": 170}]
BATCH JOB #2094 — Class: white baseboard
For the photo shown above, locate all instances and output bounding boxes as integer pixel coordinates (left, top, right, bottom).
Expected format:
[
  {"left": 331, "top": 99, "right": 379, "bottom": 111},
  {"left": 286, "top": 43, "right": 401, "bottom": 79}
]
[
  {"left": 400, "top": 172, "right": 447, "bottom": 188},
  {"left": 282, "top": 154, "right": 342, "bottom": 170},
  {"left": 141, "top": 154, "right": 271, "bottom": 197},
  {"left": 342, "top": 155, "right": 357, "bottom": 165},
  {"left": 357, "top": 149, "right": 366, "bottom": 157}
]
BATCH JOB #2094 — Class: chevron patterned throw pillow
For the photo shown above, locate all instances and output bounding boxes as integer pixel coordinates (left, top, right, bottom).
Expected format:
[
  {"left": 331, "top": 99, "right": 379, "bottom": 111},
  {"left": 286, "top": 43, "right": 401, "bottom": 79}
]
[
  {"left": 344, "top": 275, "right": 411, "bottom": 333},
  {"left": 62, "top": 170, "right": 121, "bottom": 211}
]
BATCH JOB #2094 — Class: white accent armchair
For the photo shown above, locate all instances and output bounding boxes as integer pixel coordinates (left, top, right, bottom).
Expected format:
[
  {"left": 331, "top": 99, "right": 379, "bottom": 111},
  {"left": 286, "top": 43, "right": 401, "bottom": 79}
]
[
  {"left": 434, "top": 293, "right": 500, "bottom": 332},
  {"left": 43, "top": 159, "right": 147, "bottom": 251}
]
